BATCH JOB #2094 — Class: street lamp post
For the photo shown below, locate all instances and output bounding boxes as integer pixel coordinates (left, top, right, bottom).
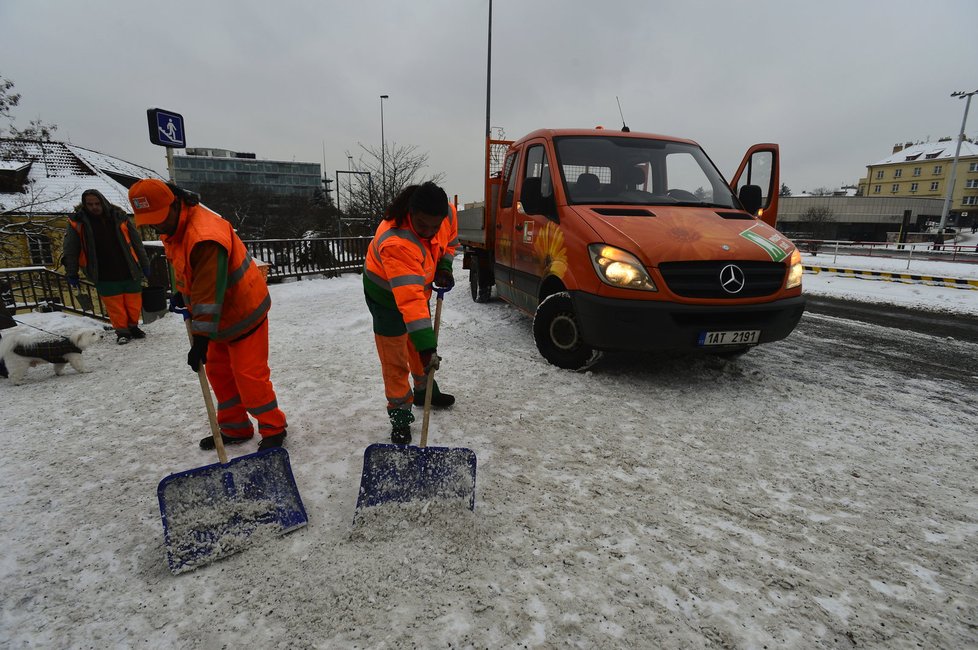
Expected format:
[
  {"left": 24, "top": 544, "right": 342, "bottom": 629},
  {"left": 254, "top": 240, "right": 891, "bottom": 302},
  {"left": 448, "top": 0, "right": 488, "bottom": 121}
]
[
  {"left": 937, "top": 89, "right": 978, "bottom": 240},
  {"left": 380, "top": 94, "right": 389, "bottom": 212}
]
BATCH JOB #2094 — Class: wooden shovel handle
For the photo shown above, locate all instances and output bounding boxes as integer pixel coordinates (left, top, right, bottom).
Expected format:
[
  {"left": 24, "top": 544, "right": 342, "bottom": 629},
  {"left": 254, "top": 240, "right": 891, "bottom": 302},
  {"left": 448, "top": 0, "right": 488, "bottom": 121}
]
[
  {"left": 185, "top": 320, "right": 226, "bottom": 464},
  {"left": 419, "top": 288, "right": 446, "bottom": 448}
]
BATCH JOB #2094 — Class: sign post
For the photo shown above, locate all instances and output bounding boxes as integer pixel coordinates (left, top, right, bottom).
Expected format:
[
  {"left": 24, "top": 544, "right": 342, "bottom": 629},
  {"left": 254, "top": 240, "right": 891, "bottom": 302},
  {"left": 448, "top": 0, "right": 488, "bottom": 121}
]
[{"left": 146, "top": 108, "right": 187, "bottom": 181}]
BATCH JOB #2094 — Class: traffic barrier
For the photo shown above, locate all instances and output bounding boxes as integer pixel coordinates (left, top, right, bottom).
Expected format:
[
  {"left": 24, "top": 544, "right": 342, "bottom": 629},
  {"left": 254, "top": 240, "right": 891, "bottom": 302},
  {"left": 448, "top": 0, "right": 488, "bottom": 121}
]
[{"left": 804, "top": 265, "right": 978, "bottom": 289}]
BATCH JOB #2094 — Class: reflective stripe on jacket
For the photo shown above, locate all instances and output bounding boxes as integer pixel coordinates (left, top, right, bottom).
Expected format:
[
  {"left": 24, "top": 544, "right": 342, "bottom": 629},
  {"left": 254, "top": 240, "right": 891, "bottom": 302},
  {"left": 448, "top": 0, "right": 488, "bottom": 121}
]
[
  {"left": 363, "top": 205, "right": 457, "bottom": 352},
  {"left": 162, "top": 204, "right": 270, "bottom": 341}
]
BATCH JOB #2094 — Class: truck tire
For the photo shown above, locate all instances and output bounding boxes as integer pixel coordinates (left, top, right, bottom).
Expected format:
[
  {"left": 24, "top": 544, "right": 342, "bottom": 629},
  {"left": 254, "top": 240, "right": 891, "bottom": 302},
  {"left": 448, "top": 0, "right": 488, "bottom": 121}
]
[
  {"left": 469, "top": 263, "right": 492, "bottom": 303},
  {"left": 533, "top": 292, "right": 596, "bottom": 370}
]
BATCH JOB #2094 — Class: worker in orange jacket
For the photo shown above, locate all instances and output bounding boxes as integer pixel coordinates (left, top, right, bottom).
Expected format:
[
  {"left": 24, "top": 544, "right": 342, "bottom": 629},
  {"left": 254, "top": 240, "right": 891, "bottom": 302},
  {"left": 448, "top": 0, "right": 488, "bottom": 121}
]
[
  {"left": 128, "top": 179, "right": 287, "bottom": 451},
  {"left": 364, "top": 181, "right": 458, "bottom": 444},
  {"left": 62, "top": 189, "right": 151, "bottom": 344}
]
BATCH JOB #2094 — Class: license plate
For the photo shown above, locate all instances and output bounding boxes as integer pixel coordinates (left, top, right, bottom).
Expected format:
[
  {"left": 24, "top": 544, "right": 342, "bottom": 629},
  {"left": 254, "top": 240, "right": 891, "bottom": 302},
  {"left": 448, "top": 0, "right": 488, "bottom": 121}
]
[{"left": 697, "top": 329, "right": 760, "bottom": 346}]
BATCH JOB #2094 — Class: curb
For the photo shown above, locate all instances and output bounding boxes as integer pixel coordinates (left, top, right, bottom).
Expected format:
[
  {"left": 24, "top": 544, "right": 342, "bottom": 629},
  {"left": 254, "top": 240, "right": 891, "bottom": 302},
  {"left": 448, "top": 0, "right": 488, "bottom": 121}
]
[{"left": 804, "top": 265, "right": 978, "bottom": 290}]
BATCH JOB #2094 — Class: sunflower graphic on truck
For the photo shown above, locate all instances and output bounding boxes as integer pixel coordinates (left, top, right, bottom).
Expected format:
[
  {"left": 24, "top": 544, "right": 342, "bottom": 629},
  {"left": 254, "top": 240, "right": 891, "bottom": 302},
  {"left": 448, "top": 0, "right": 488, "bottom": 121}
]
[{"left": 457, "top": 128, "right": 805, "bottom": 369}]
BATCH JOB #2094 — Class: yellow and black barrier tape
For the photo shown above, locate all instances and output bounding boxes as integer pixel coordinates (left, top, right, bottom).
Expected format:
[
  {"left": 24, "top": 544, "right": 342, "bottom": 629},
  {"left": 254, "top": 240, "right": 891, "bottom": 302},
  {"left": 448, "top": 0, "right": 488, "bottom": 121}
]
[{"left": 804, "top": 265, "right": 978, "bottom": 290}]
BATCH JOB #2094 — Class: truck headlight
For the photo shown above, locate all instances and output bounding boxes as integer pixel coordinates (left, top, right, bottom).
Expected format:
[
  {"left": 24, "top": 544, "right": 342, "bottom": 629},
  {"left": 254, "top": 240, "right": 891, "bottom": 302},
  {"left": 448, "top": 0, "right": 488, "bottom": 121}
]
[
  {"left": 786, "top": 249, "right": 803, "bottom": 289},
  {"left": 588, "top": 243, "right": 657, "bottom": 291}
]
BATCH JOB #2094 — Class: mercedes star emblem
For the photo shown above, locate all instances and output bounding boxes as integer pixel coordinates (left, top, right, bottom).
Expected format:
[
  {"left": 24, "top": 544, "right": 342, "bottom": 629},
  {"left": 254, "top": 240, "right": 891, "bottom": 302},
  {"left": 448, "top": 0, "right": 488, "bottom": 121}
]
[{"left": 719, "top": 264, "right": 746, "bottom": 294}]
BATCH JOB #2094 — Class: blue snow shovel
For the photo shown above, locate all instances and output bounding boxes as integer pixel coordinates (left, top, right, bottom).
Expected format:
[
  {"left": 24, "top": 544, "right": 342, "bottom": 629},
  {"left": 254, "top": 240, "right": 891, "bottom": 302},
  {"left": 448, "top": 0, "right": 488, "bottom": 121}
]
[
  {"left": 157, "top": 320, "right": 307, "bottom": 574},
  {"left": 356, "top": 287, "right": 477, "bottom": 513}
]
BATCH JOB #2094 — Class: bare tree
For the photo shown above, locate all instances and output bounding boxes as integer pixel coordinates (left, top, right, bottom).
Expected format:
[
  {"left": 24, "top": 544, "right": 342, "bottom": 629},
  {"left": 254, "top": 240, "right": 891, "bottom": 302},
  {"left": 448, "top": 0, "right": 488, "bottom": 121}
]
[
  {"left": 809, "top": 187, "right": 834, "bottom": 197},
  {"left": 802, "top": 206, "right": 836, "bottom": 239},
  {"left": 340, "top": 141, "right": 445, "bottom": 235},
  {"left": 0, "top": 180, "right": 78, "bottom": 266},
  {"left": 0, "top": 74, "right": 21, "bottom": 133},
  {"left": 2, "top": 75, "right": 69, "bottom": 266},
  {"left": 780, "top": 183, "right": 792, "bottom": 197}
]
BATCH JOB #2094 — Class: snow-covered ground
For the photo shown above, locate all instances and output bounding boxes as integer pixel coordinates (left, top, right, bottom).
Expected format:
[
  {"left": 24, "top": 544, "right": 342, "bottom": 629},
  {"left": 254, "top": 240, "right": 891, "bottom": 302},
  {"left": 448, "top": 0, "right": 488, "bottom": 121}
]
[
  {"left": 1, "top": 255, "right": 976, "bottom": 648},
  {"left": 802, "top": 251, "right": 978, "bottom": 315}
]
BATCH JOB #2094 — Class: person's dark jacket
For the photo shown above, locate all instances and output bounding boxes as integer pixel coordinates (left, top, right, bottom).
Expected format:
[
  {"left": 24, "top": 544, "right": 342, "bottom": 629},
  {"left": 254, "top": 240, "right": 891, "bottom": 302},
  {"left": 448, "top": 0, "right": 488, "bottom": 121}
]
[{"left": 62, "top": 189, "right": 149, "bottom": 283}]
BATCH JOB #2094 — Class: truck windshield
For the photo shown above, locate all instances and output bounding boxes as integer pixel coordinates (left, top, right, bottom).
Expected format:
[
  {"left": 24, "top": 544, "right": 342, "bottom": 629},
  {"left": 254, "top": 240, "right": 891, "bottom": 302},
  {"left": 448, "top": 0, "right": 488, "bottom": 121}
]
[{"left": 554, "top": 136, "right": 738, "bottom": 209}]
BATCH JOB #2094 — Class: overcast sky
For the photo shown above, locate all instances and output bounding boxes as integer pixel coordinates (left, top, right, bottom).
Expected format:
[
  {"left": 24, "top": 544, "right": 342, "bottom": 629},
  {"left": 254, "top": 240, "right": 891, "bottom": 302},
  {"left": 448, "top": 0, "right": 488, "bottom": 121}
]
[{"left": 2, "top": 0, "right": 977, "bottom": 205}]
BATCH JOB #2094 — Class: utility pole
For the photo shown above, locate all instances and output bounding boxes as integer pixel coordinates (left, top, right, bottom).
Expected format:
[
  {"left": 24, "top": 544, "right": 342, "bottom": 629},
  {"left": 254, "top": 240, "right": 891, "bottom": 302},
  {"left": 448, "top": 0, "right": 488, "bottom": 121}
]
[
  {"left": 937, "top": 89, "right": 978, "bottom": 241},
  {"left": 380, "top": 94, "right": 389, "bottom": 212}
]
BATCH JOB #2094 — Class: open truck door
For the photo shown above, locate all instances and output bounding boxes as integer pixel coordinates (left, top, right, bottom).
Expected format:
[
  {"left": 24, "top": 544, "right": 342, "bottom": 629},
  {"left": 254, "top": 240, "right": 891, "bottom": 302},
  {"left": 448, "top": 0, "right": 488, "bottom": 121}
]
[{"left": 730, "top": 144, "right": 779, "bottom": 228}]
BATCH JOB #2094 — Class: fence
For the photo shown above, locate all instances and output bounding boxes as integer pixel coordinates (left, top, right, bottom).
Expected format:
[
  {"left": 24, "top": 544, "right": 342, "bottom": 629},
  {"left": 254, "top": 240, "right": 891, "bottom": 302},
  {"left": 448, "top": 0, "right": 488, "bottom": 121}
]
[
  {"left": 0, "top": 236, "right": 370, "bottom": 319},
  {"left": 797, "top": 238, "right": 978, "bottom": 268}
]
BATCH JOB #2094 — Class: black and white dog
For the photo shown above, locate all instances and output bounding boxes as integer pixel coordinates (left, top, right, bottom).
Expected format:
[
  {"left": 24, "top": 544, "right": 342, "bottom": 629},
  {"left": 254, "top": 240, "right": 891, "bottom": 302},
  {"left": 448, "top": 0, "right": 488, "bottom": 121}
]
[{"left": 0, "top": 327, "right": 103, "bottom": 385}]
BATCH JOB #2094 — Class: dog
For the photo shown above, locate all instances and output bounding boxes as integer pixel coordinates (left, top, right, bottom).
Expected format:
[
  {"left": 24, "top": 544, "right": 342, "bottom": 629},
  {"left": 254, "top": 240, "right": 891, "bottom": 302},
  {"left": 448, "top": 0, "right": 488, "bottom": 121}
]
[{"left": 0, "top": 327, "right": 104, "bottom": 385}]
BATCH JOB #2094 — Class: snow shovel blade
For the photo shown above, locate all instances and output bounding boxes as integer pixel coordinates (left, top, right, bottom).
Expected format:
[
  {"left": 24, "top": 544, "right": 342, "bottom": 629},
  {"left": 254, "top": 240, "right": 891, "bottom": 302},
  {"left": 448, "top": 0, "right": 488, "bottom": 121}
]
[
  {"left": 356, "top": 443, "right": 477, "bottom": 511},
  {"left": 74, "top": 290, "right": 93, "bottom": 311},
  {"left": 157, "top": 447, "right": 307, "bottom": 575}
]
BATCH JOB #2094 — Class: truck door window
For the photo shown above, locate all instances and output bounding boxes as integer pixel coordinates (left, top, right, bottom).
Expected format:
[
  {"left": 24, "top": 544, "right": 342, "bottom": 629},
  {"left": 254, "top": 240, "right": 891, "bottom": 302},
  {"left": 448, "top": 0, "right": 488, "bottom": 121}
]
[
  {"left": 736, "top": 150, "right": 773, "bottom": 207},
  {"left": 501, "top": 153, "right": 518, "bottom": 208},
  {"left": 521, "top": 145, "right": 554, "bottom": 217}
]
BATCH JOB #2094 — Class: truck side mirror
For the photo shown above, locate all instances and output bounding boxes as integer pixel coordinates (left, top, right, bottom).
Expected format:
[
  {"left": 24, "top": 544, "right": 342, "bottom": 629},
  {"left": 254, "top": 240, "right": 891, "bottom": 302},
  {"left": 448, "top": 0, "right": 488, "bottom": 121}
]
[
  {"left": 541, "top": 193, "right": 559, "bottom": 223},
  {"left": 739, "top": 184, "right": 762, "bottom": 215}
]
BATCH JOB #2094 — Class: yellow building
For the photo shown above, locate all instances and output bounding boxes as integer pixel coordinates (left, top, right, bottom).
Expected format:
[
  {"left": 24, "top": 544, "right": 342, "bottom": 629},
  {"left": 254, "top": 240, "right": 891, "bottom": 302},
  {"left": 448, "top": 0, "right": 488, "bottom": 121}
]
[
  {"left": 857, "top": 139, "right": 978, "bottom": 229},
  {"left": 0, "top": 138, "right": 162, "bottom": 269}
]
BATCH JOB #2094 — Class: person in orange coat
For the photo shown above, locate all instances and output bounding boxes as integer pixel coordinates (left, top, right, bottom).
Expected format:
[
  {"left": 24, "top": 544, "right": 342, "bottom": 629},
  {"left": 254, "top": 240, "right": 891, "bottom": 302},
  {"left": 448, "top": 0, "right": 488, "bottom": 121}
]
[
  {"left": 363, "top": 181, "right": 458, "bottom": 445},
  {"left": 127, "top": 179, "right": 287, "bottom": 451},
  {"left": 62, "top": 189, "right": 151, "bottom": 344}
]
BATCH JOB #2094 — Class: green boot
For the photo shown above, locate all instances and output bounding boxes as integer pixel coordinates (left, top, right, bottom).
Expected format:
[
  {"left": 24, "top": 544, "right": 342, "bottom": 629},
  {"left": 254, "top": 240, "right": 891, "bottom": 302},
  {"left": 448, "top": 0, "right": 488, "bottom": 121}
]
[{"left": 388, "top": 408, "right": 415, "bottom": 445}]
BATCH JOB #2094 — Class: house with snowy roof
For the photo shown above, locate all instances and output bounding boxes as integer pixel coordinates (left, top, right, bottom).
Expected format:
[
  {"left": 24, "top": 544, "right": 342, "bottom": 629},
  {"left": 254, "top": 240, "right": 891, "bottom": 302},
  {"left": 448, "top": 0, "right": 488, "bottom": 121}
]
[
  {"left": 0, "top": 138, "right": 162, "bottom": 268},
  {"left": 857, "top": 139, "right": 978, "bottom": 227}
]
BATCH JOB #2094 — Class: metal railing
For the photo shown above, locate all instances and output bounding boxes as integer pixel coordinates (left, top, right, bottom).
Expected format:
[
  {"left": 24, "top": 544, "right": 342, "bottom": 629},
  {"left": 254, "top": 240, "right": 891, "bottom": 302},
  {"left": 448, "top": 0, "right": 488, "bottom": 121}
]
[
  {"left": 1, "top": 236, "right": 370, "bottom": 317},
  {"left": 0, "top": 267, "right": 108, "bottom": 319},
  {"left": 243, "top": 236, "right": 369, "bottom": 281},
  {"left": 797, "top": 238, "right": 978, "bottom": 268}
]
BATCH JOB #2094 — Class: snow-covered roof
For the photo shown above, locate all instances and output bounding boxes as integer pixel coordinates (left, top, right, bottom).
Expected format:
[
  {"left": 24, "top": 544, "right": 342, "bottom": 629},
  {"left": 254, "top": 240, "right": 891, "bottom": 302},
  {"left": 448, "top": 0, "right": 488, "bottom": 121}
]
[
  {"left": 874, "top": 140, "right": 978, "bottom": 165},
  {"left": 0, "top": 139, "right": 163, "bottom": 215}
]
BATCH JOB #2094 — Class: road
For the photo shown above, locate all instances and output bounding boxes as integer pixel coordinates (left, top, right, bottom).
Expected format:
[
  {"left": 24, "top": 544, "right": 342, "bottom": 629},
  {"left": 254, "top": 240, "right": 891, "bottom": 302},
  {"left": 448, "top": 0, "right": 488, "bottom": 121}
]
[{"left": 804, "top": 294, "right": 978, "bottom": 345}]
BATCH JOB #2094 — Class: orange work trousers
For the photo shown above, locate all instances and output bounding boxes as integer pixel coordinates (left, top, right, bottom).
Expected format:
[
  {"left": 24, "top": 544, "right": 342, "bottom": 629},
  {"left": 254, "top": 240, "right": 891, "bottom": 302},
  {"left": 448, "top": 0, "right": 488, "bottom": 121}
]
[
  {"left": 203, "top": 318, "right": 287, "bottom": 440},
  {"left": 374, "top": 333, "right": 426, "bottom": 413},
  {"left": 101, "top": 292, "right": 142, "bottom": 333}
]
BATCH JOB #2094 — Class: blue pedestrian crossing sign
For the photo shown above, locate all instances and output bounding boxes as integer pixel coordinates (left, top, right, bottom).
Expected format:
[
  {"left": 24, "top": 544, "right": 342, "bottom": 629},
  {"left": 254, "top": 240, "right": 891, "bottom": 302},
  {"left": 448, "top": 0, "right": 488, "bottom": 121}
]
[{"left": 147, "top": 108, "right": 186, "bottom": 148}]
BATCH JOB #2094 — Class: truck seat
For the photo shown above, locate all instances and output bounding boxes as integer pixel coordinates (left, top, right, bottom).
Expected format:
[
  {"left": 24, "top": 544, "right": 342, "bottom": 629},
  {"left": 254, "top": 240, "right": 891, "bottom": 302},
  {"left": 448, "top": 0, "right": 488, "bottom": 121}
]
[{"left": 575, "top": 173, "right": 601, "bottom": 197}]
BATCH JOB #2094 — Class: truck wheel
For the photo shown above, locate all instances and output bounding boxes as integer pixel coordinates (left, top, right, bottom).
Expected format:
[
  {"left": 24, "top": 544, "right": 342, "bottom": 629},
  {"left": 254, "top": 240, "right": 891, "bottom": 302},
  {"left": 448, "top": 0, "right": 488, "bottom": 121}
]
[
  {"left": 533, "top": 292, "right": 596, "bottom": 370},
  {"left": 469, "top": 263, "right": 491, "bottom": 303}
]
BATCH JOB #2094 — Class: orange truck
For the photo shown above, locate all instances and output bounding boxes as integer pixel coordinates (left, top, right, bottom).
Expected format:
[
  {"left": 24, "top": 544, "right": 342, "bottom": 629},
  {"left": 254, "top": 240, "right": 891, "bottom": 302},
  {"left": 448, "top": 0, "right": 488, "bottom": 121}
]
[{"left": 457, "top": 127, "right": 805, "bottom": 369}]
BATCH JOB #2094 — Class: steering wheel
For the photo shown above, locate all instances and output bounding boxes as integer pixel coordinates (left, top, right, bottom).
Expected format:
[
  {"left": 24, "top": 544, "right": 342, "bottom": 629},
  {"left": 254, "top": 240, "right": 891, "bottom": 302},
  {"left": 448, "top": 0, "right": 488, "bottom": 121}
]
[{"left": 666, "top": 189, "right": 700, "bottom": 201}]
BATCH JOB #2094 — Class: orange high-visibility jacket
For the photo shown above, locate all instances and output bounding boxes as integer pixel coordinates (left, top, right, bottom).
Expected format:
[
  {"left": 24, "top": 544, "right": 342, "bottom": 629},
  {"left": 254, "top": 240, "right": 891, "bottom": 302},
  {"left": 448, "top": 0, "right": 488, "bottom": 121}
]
[
  {"left": 162, "top": 204, "right": 270, "bottom": 340},
  {"left": 63, "top": 196, "right": 148, "bottom": 283},
  {"left": 363, "top": 204, "right": 457, "bottom": 351}
]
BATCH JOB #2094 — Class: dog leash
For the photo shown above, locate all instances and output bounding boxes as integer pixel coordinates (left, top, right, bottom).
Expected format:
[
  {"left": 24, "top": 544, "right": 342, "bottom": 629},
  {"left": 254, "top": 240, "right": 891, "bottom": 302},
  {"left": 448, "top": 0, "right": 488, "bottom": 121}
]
[{"left": 11, "top": 319, "right": 72, "bottom": 342}]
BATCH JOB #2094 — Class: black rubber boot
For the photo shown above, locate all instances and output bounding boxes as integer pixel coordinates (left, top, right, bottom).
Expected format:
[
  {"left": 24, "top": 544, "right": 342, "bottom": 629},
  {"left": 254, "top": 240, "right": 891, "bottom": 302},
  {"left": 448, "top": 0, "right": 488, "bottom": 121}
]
[
  {"left": 413, "top": 379, "right": 455, "bottom": 408},
  {"left": 200, "top": 433, "right": 254, "bottom": 450},
  {"left": 129, "top": 326, "right": 146, "bottom": 339},
  {"left": 258, "top": 431, "right": 287, "bottom": 451}
]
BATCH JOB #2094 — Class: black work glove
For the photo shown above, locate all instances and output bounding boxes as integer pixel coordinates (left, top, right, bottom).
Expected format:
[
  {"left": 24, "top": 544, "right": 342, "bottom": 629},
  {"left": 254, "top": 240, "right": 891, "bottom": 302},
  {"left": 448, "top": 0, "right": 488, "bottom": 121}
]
[
  {"left": 67, "top": 275, "right": 80, "bottom": 288},
  {"left": 419, "top": 348, "right": 440, "bottom": 372},
  {"left": 433, "top": 268, "right": 455, "bottom": 291},
  {"left": 188, "top": 334, "right": 209, "bottom": 372}
]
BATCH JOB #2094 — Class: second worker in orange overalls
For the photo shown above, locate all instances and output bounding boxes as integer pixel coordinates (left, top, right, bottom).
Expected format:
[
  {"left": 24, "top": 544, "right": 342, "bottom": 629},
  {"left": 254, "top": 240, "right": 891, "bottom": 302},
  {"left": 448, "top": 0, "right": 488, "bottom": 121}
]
[{"left": 363, "top": 181, "right": 458, "bottom": 444}]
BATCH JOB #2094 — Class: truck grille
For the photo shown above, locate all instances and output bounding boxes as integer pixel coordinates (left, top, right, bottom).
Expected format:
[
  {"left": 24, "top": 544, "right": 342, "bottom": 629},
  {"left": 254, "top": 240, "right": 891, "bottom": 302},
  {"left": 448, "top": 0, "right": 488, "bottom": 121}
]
[{"left": 658, "top": 261, "right": 786, "bottom": 298}]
